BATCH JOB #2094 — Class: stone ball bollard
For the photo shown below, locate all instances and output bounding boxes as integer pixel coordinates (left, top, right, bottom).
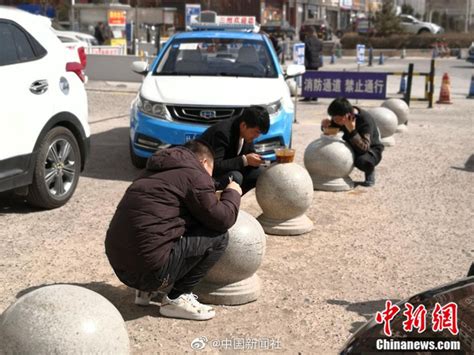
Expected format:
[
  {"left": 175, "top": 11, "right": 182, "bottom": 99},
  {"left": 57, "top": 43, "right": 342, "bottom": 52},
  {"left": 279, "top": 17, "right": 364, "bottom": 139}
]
[
  {"left": 367, "top": 107, "right": 398, "bottom": 147},
  {"left": 195, "top": 210, "right": 266, "bottom": 305},
  {"left": 256, "top": 162, "right": 314, "bottom": 235},
  {"left": 381, "top": 98, "right": 409, "bottom": 133},
  {"left": 304, "top": 134, "right": 355, "bottom": 191},
  {"left": 0, "top": 285, "right": 130, "bottom": 354}
]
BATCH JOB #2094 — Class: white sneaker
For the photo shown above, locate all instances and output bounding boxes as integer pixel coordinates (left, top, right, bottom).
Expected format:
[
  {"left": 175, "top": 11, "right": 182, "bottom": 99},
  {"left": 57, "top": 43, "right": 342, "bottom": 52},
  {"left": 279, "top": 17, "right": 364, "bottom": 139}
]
[
  {"left": 159, "top": 293, "right": 215, "bottom": 320},
  {"left": 134, "top": 290, "right": 160, "bottom": 306}
]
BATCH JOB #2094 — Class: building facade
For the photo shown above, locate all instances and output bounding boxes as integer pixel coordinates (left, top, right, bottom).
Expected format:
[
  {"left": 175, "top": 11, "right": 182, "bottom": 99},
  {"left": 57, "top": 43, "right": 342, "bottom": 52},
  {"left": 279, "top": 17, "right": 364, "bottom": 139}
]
[
  {"left": 8, "top": 0, "right": 470, "bottom": 34},
  {"left": 425, "top": 0, "right": 473, "bottom": 31}
]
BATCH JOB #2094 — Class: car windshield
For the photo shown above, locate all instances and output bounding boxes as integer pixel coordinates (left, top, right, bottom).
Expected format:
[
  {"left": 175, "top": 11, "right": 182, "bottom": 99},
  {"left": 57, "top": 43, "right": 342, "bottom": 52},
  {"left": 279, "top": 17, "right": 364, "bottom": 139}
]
[{"left": 155, "top": 38, "right": 278, "bottom": 78}]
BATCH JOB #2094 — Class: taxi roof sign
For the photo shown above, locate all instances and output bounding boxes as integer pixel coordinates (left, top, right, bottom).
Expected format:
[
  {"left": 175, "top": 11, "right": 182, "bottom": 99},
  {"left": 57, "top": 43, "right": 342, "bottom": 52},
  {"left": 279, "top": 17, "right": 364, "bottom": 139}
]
[{"left": 189, "top": 15, "right": 259, "bottom": 32}]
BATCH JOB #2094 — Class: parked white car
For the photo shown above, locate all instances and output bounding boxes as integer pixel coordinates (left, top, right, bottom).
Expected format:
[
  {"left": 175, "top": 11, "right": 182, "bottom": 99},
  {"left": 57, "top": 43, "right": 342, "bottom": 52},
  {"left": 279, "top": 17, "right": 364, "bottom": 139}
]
[
  {"left": 400, "top": 14, "right": 444, "bottom": 34},
  {"left": 51, "top": 20, "right": 98, "bottom": 47},
  {"left": 53, "top": 29, "right": 98, "bottom": 47},
  {"left": 0, "top": 7, "right": 90, "bottom": 209},
  {"left": 54, "top": 29, "right": 88, "bottom": 69}
]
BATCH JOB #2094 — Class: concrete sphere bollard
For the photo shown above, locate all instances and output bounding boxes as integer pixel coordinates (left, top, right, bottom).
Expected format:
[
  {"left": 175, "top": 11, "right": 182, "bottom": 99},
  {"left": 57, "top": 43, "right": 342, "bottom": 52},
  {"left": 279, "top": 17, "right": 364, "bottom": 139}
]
[
  {"left": 195, "top": 210, "right": 266, "bottom": 305},
  {"left": 304, "top": 134, "right": 355, "bottom": 191},
  {"left": 381, "top": 98, "right": 409, "bottom": 133},
  {"left": 0, "top": 285, "right": 130, "bottom": 354},
  {"left": 256, "top": 163, "right": 314, "bottom": 235},
  {"left": 367, "top": 107, "right": 398, "bottom": 147}
]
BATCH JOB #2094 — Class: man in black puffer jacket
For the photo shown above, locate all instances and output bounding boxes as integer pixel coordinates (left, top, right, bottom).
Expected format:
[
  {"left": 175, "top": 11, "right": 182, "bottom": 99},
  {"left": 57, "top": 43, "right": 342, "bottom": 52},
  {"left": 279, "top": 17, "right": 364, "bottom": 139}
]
[{"left": 105, "top": 140, "right": 241, "bottom": 321}]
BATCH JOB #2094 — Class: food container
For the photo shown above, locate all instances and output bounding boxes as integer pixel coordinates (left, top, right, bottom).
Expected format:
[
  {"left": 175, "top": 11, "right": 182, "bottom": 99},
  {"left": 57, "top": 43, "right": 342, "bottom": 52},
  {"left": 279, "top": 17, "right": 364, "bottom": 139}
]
[
  {"left": 323, "top": 127, "right": 340, "bottom": 136},
  {"left": 275, "top": 148, "right": 295, "bottom": 163}
]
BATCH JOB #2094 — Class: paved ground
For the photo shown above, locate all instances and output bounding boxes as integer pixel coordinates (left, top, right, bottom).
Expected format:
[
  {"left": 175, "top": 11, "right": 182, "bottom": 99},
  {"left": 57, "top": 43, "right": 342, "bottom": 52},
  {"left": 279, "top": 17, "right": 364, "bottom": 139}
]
[{"left": 0, "top": 58, "right": 473, "bottom": 354}]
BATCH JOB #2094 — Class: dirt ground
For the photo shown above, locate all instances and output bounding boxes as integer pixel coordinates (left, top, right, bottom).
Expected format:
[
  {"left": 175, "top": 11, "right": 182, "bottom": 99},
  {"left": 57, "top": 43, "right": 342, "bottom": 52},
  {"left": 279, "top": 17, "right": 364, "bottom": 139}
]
[{"left": 0, "top": 58, "right": 473, "bottom": 354}]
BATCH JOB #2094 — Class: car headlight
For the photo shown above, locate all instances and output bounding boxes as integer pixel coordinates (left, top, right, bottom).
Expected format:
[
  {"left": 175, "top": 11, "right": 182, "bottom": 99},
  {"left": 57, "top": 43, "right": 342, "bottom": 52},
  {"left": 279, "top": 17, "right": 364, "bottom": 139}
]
[
  {"left": 137, "top": 96, "right": 171, "bottom": 120},
  {"left": 263, "top": 99, "right": 283, "bottom": 118}
]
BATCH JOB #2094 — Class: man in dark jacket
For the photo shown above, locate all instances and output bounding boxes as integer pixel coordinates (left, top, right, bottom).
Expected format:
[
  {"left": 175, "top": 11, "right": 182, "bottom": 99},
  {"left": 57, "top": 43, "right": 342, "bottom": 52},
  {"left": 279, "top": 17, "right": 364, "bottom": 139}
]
[
  {"left": 200, "top": 106, "right": 270, "bottom": 195},
  {"left": 105, "top": 140, "right": 242, "bottom": 321},
  {"left": 302, "top": 26, "right": 323, "bottom": 102},
  {"left": 322, "top": 97, "right": 384, "bottom": 186}
]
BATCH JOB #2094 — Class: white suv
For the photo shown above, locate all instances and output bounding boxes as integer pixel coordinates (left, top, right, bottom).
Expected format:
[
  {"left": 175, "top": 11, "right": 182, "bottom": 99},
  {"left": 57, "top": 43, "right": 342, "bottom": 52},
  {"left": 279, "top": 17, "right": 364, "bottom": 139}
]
[{"left": 0, "top": 7, "right": 90, "bottom": 209}]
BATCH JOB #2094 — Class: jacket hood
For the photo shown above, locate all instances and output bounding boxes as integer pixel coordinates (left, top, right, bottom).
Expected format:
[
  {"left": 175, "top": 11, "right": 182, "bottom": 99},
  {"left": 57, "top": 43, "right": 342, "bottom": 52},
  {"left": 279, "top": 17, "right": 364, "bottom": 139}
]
[{"left": 146, "top": 146, "right": 205, "bottom": 174}]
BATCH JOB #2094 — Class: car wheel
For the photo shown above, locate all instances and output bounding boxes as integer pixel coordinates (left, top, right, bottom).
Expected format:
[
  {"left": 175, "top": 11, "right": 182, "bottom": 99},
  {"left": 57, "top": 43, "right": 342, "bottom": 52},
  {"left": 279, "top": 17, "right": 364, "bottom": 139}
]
[
  {"left": 129, "top": 140, "right": 147, "bottom": 169},
  {"left": 27, "top": 126, "right": 81, "bottom": 209},
  {"left": 418, "top": 28, "right": 430, "bottom": 34}
]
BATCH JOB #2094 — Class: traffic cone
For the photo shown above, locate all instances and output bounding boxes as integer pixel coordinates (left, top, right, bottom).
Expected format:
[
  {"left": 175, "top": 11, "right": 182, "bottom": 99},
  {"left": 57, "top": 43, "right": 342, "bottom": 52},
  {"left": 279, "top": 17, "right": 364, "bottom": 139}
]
[
  {"left": 398, "top": 74, "right": 407, "bottom": 94},
  {"left": 378, "top": 52, "right": 384, "bottom": 65},
  {"left": 436, "top": 73, "right": 452, "bottom": 104},
  {"left": 467, "top": 74, "right": 474, "bottom": 99}
]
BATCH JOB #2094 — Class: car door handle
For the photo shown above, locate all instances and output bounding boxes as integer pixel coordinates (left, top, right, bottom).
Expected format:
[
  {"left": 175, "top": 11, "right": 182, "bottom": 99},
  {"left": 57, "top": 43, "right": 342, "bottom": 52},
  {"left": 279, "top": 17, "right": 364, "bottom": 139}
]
[{"left": 30, "top": 80, "right": 48, "bottom": 95}]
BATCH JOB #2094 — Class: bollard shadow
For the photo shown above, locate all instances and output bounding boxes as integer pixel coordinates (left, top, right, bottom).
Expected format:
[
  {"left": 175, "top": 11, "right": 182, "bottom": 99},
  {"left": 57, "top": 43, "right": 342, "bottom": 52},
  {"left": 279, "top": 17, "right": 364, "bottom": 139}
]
[
  {"left": 15, "top": 281, "right": 162, "bottom": 321},
  {"left": 82, "top": 127, "right": 143, "bottom": 182},
  {"left": 327, "top": 298, "right": 401, "bottom": 333},
  {"left": 451, "top": 154, "right": 474, "bottom": 173}
]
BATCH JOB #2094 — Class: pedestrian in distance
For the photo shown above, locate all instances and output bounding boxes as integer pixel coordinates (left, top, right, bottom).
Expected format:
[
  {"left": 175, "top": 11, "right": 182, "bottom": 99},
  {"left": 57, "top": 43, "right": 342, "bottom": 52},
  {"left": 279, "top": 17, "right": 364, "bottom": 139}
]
[
  {"left": 94, "top": 22, "right": 105, "bottom": 45},
  {"left": 301, "top": 26, "right": 323, "bottom": 102},
  {"left": 105, "top": 140, "right": 242, "bottom": 321}
]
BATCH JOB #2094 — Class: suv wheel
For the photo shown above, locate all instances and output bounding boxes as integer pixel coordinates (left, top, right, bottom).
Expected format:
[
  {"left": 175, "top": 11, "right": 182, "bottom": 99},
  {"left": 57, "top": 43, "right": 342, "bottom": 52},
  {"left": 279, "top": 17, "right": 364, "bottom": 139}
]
[
  {"left": 129, "top": 140, "right": 147, "bottom": 169},
  {"left": 27, "top": 127, "right": 81, "bottom": 209}
]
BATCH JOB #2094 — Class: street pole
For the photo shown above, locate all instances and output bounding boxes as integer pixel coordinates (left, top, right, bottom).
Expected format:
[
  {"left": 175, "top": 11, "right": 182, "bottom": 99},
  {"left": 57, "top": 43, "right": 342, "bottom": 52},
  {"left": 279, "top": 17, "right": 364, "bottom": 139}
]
[
  {"left": 70, "top": 0, "right": 75, "bottom": 31},
  {"left": 136, "top": 0, "right": 139, "bottom": 55},
  {"left": 466, "top": 0, "right": 471, "bottom": 33}
]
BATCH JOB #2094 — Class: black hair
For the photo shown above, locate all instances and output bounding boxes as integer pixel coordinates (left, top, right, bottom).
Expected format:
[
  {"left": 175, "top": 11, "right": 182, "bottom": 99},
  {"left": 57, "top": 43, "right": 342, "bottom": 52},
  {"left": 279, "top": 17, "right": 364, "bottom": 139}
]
[
  {"left": 184, "top": 139, "right": 215, "bottom": 162},
  {"left": 327, "top": 97, "right": 354, "bottom": 117},
  {"left": 239, "top": 105, "right": 270, "bottom": 134}
]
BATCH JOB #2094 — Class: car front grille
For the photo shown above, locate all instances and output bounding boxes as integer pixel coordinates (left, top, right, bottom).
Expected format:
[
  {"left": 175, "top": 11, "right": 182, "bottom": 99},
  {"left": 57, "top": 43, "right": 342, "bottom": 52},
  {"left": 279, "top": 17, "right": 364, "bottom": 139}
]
[{"left": 167, "top": 105, "right": 244, "bottom": 124}]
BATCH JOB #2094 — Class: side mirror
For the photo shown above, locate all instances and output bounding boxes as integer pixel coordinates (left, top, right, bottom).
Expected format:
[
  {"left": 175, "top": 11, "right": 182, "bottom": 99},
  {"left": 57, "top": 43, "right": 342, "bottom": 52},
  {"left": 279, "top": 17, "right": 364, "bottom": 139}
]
[
  {"left": 131, "top": 61, "right": 148, "bottom": 75},
  {"left": 285, "top": 64, "right": 306, "bottom": 79}
]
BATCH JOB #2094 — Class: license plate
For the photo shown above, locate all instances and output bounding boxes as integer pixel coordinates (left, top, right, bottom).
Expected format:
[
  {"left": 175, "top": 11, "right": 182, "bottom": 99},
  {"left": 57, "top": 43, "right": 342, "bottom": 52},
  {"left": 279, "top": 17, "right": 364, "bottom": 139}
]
[{"left": 185, "top": 134, "right": 197, "bottom": 142}]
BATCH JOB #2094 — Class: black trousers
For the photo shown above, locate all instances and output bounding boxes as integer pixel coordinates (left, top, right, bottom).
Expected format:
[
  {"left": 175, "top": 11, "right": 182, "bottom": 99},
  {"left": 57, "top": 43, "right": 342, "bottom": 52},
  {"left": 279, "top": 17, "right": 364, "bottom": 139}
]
[
  {"left": 215, "top": 166, "right": 264, "bottom": 195},
  {"left": 115, "top": 228, "right": 229, "bottom": 294},
  {"left": 354, "top": 150, "right": 382, "bottom": 174}
]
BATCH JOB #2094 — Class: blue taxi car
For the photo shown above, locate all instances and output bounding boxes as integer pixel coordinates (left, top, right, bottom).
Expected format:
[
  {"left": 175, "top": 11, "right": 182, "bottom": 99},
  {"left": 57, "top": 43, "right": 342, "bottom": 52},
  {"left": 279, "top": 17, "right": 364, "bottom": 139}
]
[{"left": 129, "top": 22, "right": 305, "bottom": 168}]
